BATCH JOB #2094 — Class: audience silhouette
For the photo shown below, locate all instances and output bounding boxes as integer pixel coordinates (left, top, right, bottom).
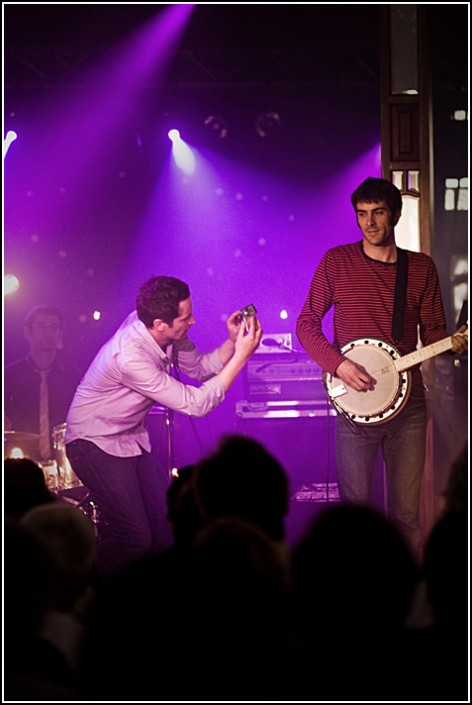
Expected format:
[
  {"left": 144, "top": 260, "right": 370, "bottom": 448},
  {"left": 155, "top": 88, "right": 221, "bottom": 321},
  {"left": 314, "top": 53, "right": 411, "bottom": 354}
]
[
  {"left": 3, "top": 435, "right": 469, "bottom": 702},
  {"left": 77, "top": 434, "right": 292, "bottom": 701},
  {"left": 4, "top": 456, "right": 56, "bottom": 521},
  {"left": 396, "top": 443, "right": 469, "bottom": 701},
  {"left": 289, "top": 503, "right": 419, "bottom": 701},
  {"left": 4, "top": 521, "right": 79, "bottom": 701},
  {"left": 194, "top": 433, "right": 290, "bottom": 542},
  {"left": 20, "top": 503, "right": 97, "bottom": 681},
  {"left": 185, "top": 515, "right": 293, "bottom": 699}
]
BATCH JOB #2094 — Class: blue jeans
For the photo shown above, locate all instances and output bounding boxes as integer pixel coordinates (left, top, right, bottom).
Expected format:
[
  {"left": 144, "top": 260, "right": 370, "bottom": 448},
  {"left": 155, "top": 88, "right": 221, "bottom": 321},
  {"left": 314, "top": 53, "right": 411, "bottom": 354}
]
[
  {"left": 65, "top": 439, "right": 174, "bottom": 577},
  {"left": 335, "top": 394, "right": 427, "bottom": 558}
]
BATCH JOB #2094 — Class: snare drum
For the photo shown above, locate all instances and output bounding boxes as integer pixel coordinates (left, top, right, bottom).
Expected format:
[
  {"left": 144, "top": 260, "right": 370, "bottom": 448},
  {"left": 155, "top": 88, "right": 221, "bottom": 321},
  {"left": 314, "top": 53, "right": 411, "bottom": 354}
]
[{"left": 52, "top": 423, "right": 82, "bottom": 490}]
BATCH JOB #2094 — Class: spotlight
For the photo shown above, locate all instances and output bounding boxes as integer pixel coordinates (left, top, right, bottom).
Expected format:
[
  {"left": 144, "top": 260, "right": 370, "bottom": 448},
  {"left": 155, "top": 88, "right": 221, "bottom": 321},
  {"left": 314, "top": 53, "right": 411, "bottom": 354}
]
[
  {"left": 3, "top": 130, "right": 17, "bottom": 159},
  {"left": 169, "top": 130, "right": 196, "bottom": 176},
  {"left": 255, "top": 111, "right": 281, "bottom": 138},
  {"left": 9, "top": 447, "right": 25, "bottom": 459},
  {"left": 4, "top": 274, "right": 20, "bottom": 295},
  {"left": 203, "top": 115, "right": 229, "bottom": 140}
]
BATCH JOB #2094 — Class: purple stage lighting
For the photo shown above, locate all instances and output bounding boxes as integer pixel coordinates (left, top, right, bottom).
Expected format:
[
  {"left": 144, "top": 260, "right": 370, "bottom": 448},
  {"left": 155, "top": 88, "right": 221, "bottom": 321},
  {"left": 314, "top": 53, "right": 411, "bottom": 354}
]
[
  {"left": 4, "top": 274, "right": 20, "bottom": 295},
  {"left": 168, "top": 129, "right": 181, "bottom": 142},
  {"left": 3, "top": 130, "right": 18, "bottom": 158},
  {"left": 171, "top": 135, "right": 196, "bottom": 176}
]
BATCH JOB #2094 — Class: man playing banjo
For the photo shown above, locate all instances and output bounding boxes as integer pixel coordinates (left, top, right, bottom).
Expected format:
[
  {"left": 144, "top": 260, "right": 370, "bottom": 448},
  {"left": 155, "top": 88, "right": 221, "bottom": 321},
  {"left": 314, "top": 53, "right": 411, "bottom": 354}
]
[{"left": 296, "top": 177, "right": 467, "bottom": 559}]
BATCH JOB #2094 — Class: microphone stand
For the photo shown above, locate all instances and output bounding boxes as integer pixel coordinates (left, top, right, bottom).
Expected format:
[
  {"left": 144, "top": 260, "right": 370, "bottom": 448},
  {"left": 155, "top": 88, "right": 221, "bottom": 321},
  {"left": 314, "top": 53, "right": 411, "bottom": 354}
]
[
  {"left": 164, "top": 357, "right": 180, "bottom": 481},
  {"left": 164, "top": 406, "right": 175, "bottom": 481}
]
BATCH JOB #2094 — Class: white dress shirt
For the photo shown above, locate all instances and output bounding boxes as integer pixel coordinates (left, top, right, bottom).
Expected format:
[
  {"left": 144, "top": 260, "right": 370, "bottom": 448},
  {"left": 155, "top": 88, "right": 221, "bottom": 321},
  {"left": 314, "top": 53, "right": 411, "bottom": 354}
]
[{"left": 65, "top": 312, "right": 225, "bottom": 456}]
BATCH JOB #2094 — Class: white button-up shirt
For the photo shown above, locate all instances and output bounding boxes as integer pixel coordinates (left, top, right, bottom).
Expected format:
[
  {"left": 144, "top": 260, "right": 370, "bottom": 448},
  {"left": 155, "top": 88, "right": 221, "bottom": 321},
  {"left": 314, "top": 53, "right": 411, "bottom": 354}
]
[{"left": 65, "top": 312, "right": 225, "bottom": 456}]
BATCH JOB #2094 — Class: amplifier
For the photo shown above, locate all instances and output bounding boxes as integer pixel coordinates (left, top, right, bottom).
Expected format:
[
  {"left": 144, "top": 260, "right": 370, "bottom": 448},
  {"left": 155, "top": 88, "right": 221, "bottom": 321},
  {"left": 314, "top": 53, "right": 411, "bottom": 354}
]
[
  {"left": 247, "top": 357, "right": 322, "bottom": 380},
  {"left": 235, "top": 400, "right": 335, "bottom": 419},
  {"left": 244, "top": 355, "right": 325, "bottom": 401}
]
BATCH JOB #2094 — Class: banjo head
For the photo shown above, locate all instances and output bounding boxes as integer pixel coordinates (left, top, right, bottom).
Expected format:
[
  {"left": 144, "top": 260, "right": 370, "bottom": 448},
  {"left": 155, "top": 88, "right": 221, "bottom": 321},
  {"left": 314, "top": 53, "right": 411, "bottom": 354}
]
[{"left": 326, "top": 338, "right": 411, "bottom": 424}]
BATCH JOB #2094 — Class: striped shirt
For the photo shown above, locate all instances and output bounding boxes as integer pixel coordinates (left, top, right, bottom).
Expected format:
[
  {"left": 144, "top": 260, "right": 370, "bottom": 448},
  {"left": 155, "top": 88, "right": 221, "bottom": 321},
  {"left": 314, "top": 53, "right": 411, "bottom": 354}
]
[{"left": 296, "top": 241, "right": 448, "bottom": 393}]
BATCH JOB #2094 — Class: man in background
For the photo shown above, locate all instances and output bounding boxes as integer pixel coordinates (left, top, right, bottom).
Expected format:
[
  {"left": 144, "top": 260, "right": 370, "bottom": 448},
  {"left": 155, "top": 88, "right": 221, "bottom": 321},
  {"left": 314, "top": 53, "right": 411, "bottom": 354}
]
[{"left": 4, "top": 305, "right": 83, "bottom": 463}]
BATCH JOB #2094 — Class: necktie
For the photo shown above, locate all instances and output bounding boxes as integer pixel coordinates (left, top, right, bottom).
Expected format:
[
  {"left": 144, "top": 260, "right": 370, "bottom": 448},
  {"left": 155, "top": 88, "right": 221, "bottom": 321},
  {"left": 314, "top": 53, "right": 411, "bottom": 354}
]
[{"left": 38, "top": 369, "right": 51, "bottom": 460}]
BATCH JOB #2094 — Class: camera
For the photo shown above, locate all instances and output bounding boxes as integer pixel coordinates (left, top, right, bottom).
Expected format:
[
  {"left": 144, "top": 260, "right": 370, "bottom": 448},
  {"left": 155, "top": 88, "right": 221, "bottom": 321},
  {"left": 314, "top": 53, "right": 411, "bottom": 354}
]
[{"left": 240, "top": 304, "right": 257, "bottom": 332}]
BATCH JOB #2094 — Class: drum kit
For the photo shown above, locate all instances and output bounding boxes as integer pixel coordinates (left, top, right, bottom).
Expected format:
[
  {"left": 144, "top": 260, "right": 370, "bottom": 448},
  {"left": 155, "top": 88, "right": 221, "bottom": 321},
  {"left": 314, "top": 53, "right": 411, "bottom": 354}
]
[{"left": 4, "top": 423, "right": 101, "bottom": 537}]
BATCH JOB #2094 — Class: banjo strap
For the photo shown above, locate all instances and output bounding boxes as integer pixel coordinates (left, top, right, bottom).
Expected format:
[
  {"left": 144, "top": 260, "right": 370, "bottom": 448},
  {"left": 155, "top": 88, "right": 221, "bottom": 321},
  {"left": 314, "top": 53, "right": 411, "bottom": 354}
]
[{"left": 392, "top": 247, "right": 409, "bottom": 345}]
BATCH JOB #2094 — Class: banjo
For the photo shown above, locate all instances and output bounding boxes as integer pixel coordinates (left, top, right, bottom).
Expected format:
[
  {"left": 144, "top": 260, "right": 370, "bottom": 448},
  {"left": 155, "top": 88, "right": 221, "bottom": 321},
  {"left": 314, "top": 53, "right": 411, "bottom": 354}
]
[{"left": 324, "top": 327, "right": 468, "bottom": 425}]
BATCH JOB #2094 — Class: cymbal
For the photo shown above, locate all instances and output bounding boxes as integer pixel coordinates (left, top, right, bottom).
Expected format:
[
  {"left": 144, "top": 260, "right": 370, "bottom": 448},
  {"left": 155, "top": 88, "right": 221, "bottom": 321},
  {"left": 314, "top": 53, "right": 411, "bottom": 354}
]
[{"left": 4, "top": 431, "right": 40, "bottom": 441}]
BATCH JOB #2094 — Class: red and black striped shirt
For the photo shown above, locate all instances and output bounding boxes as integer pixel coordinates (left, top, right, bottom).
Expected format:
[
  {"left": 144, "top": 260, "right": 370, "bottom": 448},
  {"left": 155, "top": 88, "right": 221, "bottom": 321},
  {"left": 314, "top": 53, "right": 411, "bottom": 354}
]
[{"left": 296, "top": 241, "right": 448, "bottom": 393}]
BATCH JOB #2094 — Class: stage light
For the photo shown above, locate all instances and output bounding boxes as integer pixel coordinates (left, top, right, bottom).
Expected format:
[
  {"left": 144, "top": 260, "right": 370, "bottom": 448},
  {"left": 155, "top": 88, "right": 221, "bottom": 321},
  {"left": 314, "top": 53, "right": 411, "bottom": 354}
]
[
  {"left": 203, "top": 115, "right": 229, "bottom": 140},
  {"left": 452, "top": 110, "right": 467, "bottom": 122},
  {"left": 4, "top": 274, "right": 20, "bottom": 295},
  {"left": 9, "top": 447, "right": 24, "bottom": 459},
  {"left": 168, "top": 129, "right": 180, "bottom": 141},
  {"left": 3, "top": 130, "right": 17, "bottom": 158},
  {"left": 255, "top": 111, "right": 281, "bottom": 138},
  {"left": 170, "top": 131, "right": 196, "bottom": 176}
]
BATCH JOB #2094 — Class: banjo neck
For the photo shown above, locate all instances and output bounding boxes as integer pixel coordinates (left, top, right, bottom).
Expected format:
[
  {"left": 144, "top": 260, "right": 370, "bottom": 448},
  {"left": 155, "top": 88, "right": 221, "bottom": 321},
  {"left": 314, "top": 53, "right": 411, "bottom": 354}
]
[{"left": 394, "top": 336, "right": 454, "bottom": 373}]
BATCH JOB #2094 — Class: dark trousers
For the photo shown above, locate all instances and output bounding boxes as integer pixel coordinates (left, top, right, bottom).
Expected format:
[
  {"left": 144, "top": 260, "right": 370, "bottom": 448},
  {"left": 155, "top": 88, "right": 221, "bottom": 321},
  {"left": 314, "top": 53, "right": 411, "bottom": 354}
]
[
  {"left": 336, "top": 394, "right": 427, "bottom": 559},
  {"left": 65, "top": 439, "right": 174, "bottom": 577}
]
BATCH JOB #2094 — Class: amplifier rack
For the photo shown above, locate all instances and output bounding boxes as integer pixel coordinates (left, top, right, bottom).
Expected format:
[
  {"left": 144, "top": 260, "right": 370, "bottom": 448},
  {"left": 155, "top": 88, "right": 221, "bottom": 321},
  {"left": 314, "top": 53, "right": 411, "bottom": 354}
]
[{"left": 235, "top": 399, "right": 336, "bottom": 419}]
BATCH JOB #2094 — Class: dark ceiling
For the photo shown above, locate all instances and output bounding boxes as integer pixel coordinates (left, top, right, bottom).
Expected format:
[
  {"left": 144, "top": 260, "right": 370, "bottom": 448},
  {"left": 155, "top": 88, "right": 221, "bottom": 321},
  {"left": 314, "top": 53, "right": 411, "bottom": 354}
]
[
  {"left": 5, "top": 4, "right": 380, "bottom": 53},
  {"left": 4, "top": 4, "right": 468, "bottom": 93},
  {"left": 4, "top": 5, "right": 381, "bottom": 92}
]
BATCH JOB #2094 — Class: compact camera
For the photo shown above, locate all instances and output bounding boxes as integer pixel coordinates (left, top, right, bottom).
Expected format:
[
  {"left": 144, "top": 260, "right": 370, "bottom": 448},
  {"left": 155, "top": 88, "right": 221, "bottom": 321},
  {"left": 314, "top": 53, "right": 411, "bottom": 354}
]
[{"left": 239, "top": 304, "right": 257, "bottom": 333}]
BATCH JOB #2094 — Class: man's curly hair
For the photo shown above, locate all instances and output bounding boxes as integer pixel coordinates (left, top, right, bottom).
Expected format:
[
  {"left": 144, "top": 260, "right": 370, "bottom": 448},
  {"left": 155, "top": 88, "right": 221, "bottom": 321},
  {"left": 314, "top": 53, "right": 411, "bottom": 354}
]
[{"left": 136, "top": 276, "right": 190, "bottom": 328}]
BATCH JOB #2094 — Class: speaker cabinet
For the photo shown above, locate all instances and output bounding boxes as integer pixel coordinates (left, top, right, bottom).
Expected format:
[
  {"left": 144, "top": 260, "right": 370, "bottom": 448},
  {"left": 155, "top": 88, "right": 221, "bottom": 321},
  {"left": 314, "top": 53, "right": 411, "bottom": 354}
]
[{"left": 234, "top": 412, "right": 337, "bottom": 497}]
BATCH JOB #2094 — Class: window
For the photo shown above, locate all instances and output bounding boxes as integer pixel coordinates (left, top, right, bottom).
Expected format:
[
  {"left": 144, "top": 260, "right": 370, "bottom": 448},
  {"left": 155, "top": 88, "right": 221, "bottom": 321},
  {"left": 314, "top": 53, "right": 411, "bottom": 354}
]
[{"left": 444, "top": 177, "right": 468, "bottom": 211}]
